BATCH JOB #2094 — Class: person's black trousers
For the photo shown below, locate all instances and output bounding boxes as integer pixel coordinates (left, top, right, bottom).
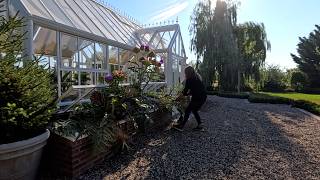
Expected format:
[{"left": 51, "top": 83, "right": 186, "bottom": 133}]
[{"left": 180, "top": 97, "right": 206, "bottom": 127}]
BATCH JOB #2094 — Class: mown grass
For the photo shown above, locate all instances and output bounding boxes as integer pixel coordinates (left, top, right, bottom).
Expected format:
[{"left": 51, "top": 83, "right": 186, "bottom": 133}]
[
  {"left": 263, "top": 92, "right": 320, "bottom": 105},
  {"left": 206, "top": 91, "right": 320, "bottom": 115}
]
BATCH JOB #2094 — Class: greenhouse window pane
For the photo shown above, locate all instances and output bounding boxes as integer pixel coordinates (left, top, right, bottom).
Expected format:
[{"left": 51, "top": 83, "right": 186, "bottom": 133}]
[
  {"left": 33, "top": 26, "right": 57, "bottom": 56},
  {"left": 119, "top": 49, "right": 135, "bottom": 68},
  {"left": 34, "top": 56, "right": 57, "bottom": 70},
  {"left": 21, "top": 0, "right": 53, "bottom": 20},
  {"left": 56, "top": 0, "right": 90, "bottom": 32},
  {"left": 78, "top": 72, "right": 94, "bottom": 85},
  {"left": 61, "top": 33, "right": 78, "bottom": 68},
  {"left": 108, "top": 46, "right": 119, "bottom": 72},
  {"left": 78, "top": 38, "right": 94, "bottom": 69},
  {"left": 61, "top": 70, "right": 79, "bottom": 96},
  {"left": 60, "top": 70, "right": 79, "bottom": 102},
  {"left": 95, "top": 43, "right": 106, "bottom": 70},
  {"left": 97, "top": 72, "right": 106, "bottom": 85},
  {"left": 38, "top": 56, "right": 49, "bottom": 69},
  {"left": 66, "top": 0, "right": 104, "bottom": 37}
]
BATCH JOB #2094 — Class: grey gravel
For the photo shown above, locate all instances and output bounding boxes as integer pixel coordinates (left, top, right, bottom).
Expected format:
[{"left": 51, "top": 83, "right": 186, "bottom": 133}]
[{"left": 78, "top": 96, "right": 320, "bottom": 180}]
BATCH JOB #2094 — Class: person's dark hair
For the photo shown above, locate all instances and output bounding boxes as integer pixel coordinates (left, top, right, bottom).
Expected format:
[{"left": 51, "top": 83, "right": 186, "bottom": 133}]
[{"left": 185, "top": 66, "right": 202, "bottom": 80}]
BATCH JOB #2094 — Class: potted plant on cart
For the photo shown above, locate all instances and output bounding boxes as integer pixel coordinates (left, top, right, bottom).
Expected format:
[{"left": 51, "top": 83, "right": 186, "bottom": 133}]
[
  {"left": 125, "top": 45, "right": 175, "bottom": 132},
  {"left": 0, "top": 14, "right": 56, "bottom": 180}
]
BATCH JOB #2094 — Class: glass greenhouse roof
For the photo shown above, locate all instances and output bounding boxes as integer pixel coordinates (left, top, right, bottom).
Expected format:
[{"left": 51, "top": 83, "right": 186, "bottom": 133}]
[
  {"left": 9, "top": 0, "right": 186, "bottom": 57},
  {"left": 14, "top": 0, "right": 140, "bottom": 47}
]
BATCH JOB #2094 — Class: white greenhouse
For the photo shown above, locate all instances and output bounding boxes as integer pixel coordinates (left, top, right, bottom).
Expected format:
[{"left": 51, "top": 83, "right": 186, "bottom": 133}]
[{"left": 2, "top": 0, "right": 187, "bottom": 107}]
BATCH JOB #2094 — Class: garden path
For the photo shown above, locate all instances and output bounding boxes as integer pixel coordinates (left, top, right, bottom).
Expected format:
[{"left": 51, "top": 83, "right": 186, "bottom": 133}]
[{"left": 80, "top": 96, "right": 320, "bottom": 180}]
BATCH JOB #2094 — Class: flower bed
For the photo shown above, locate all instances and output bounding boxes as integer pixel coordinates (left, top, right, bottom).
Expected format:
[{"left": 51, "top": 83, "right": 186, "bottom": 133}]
[{"left": 41, "top": 45, "right": 179, "bottom": 178}]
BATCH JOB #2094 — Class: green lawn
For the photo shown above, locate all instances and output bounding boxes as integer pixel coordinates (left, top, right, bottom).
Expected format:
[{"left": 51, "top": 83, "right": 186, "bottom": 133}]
[{"left": 263, "top": 92, "right": 320, "bottom": 105}]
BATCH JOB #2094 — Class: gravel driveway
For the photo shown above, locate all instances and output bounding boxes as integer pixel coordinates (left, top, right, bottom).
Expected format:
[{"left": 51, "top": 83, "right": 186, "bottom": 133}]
[{"left": 79, "top": 96, "right": 320, "bottom": 180}]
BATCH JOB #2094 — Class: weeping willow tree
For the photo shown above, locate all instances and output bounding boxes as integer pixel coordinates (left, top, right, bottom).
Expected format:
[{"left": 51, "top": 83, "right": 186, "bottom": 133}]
[
  {"left": 190, "top": 0, "right": 239, "bottom": 91},
  {"left": 236, "top": 22, "right": 271, "bottom": 91},
  {"left": 190, "top": 0, "right": 270, "bottom": 92}
]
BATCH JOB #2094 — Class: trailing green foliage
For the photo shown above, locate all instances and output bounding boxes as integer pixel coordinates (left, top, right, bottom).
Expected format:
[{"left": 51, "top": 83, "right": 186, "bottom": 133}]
[{"left": 0, "top": 14, "right": 56, "bottom": 144}]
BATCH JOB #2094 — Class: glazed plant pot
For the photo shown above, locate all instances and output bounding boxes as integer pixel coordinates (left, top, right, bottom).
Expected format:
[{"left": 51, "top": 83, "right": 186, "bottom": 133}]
[{"left": 0, "top": 130, "right": 50, "bottom": 180}]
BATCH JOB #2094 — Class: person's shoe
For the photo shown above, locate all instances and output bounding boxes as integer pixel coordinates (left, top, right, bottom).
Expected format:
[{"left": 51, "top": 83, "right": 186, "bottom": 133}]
[
  {"left": 193, "top": 124, "right": 204, "bottom": 131},
  {"left": 172, "top": 124, "right": 184, "bottom": 132}
]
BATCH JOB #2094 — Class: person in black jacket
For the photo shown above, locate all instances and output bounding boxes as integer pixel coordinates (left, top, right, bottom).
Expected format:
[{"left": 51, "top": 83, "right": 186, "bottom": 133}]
[{"left": 173, "top": 66, "right": 207, "bottom": 131}]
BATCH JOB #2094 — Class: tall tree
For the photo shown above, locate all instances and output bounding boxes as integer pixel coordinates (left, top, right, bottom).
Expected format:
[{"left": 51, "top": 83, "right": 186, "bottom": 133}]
[
  {"left": 236, "top": 22, "right": 271, "bottom": 91},
  {"left": 291, "top": 25, "right": 320, "bottom": 88},
  {"left": 190, "top": 0, "right": 239, "bottom": 91}
]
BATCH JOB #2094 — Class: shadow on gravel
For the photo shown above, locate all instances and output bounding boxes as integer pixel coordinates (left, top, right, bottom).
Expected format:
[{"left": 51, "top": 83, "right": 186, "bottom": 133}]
[{"left": 79, "top": 97, "right": 320, "bottom": 179}]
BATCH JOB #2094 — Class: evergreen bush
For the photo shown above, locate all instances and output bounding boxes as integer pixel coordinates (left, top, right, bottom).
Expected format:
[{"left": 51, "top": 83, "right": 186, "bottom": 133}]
[{"left": 0, "top": 14, "right": 56, "bottom": 144}]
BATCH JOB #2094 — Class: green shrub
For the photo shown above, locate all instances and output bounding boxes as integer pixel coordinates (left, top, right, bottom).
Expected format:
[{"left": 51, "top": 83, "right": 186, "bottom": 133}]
[
  {"left": 292, "top": 100, "right": 320, "bottom": 116},
  {"left": 291, "top": 71, "right": 308, "bottom": 91},
  {"left": 262, "top": 65, "right": 288, "bottom": 92},
  {"left": 248, "top": 93, "right": 292, "bottom": 104},
  {"left": 302, "top": 87, "right": 320, "bottom": 94},
  {"left": 0, "top": 14, "right": 56, "bottom": 144},
  {"left": 217, "top": 92, "right": 250, "bottom": 99},
  {"left": 206, "top": 91, "right": 249, "bottom": 99},
  {"left": 206, "top": 91, "right": 218, "bottom": 95}
]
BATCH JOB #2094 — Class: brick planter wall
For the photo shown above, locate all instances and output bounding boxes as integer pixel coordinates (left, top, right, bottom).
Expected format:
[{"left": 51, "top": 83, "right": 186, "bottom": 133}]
[
  {"left": 42, "top": 133, "right": 109, "bottom": 178},
  {"left": 41, "top": 119, "right": 136, "bottom": 178}
]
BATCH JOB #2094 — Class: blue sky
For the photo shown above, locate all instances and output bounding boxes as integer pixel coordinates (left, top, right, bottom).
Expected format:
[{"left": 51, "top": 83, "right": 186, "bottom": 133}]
[{"left": 106, "top": 0, "right": 320, "bottom": 69}]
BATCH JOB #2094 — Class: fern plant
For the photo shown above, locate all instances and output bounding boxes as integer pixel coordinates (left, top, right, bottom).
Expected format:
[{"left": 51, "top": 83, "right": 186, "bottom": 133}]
[{"left": 54, "top": 104, "right": 122, "bottom": 153}]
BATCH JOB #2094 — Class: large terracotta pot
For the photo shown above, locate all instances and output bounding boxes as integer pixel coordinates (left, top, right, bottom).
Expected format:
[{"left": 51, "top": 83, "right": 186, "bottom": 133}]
[{"left": 0, "top": 130, "right": 50, "bottom": 180}]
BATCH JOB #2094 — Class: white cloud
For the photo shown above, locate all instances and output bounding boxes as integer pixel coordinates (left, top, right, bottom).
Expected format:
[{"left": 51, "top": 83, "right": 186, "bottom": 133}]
[{"left": 149, "top": 0, "right": 189, "bottom": 22}]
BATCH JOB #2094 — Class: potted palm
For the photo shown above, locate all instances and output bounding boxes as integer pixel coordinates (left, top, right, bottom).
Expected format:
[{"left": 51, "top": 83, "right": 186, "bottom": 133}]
[{"left": 0, "top": 14, "right": 56, "bottom": 180}]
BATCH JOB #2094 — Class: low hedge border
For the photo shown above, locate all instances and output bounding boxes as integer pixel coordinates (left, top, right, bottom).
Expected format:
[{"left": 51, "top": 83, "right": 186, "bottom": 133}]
[
  {"left": 207, "top": 91, "right": 249, "bottom": 99},
  {"left": 248, "top": 93, "right": 293, "bottom": 105},
  {"left": 207, "top": 91, "right": 320, "bottom": 116},
  {"left": 292, "top": 100, "right": 320, "bottom": 116},
  {"left": 248, "top": 93, "right": 320, "bottom": 116}
]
